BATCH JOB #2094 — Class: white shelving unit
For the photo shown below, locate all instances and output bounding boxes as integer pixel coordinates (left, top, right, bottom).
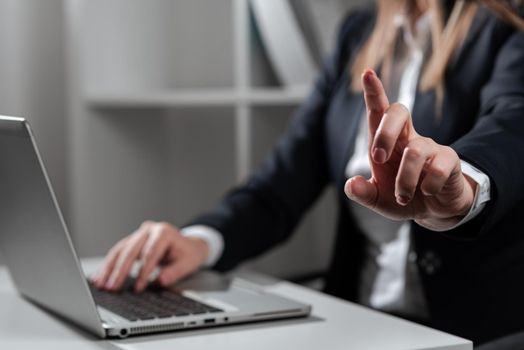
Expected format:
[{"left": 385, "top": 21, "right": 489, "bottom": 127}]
[
  {"left": 83, "top": 0, "right": 311, "bottom": 181},
  {"left": 65, "top": 0, "right": 355, "bottom": 277}
]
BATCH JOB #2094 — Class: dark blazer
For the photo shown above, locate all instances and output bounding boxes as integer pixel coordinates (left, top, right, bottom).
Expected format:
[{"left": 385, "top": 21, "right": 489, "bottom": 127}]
[{"left": 188, "top": 6, "right": 524, "bottom": 345}]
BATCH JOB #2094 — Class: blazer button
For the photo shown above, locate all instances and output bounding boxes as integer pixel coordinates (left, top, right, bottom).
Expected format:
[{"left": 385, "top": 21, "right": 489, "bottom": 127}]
[{"left": 419, "top": 251, "right": 442, "bottom": 275}]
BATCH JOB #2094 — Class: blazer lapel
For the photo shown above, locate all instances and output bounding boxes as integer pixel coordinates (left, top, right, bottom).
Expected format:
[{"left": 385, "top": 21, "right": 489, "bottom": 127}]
[{"left": 327, "top": 88, "right": 365, "bottom": 190}]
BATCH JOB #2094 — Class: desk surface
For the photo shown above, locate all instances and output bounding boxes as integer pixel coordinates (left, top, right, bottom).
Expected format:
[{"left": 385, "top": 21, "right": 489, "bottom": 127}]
[{"left": 0, "top": 258, "right": 472, "bottom": 350}]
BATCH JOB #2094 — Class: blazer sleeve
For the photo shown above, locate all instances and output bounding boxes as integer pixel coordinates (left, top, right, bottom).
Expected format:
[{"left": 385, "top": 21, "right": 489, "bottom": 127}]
[
  {"left": 184, "top": 11, "right": 369, "bottom": 271},
  {"left": 450, "top": 30, "right": 524, "bottom": 239}
]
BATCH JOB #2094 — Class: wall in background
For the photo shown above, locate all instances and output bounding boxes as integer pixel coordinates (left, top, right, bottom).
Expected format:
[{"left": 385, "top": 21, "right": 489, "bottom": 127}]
[
  {"left": 0, "top": 0, "right": 68, "bottom": 209},
  {"left": 65, "top": 0, "right": 239, "bottom": 261},
  {"left": 0, "top": 0, "right": 365, "bottom": 278},
  {"left": 0, "top": 0, "right": 69, "bottom": 263}
]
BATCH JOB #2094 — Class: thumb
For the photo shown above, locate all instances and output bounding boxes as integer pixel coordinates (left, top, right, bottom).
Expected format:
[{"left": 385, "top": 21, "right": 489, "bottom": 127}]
[
  {"left": 157, "top": 261, "right": 192, "bottom": 287},
  {"left": 344, "top": 176, "right": 378, "bottom": 208}
]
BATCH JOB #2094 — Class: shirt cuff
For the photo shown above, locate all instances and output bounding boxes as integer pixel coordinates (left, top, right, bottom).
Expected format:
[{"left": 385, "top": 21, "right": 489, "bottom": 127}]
[
  {"left": 181, "top": 225, "right": 224, "bottom": 267},
  {"left": 448, "top": 160, "right": 491, "bottom": 229}
]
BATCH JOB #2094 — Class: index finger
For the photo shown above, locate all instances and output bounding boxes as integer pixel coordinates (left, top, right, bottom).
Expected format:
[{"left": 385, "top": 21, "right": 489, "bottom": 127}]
[
  {"left": 92, "top": 239, "right": 126, "bottom": 288},
  {"left": 106, "top": 231, "right": 149, "bottom": 291},
  {"left": 362, "top": 69, "right": 389, "bottom": 137}
]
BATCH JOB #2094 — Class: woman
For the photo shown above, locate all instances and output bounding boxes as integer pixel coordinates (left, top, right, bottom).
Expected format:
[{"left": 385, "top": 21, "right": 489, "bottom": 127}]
[{"left": 93, "top": 0, "right": 524, "bottom": 346}]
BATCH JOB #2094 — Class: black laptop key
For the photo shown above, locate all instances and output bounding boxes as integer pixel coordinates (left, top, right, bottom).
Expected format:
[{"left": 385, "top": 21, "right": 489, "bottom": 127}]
[
  {"left": 140, "top": 316, "right": 156, "bottom": 320},
  {"left": 191, "top": 310, "right": 207, "bottom": 315},
  {"left": 174, "top": 311, "right": 190, "bottom": 316},
  {"left": 88, "top": 280, "right": 224, "bottom": 321}
]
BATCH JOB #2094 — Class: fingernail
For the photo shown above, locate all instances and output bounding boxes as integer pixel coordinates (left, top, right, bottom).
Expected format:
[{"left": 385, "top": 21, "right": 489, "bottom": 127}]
[
  {"left": 373, "top": 148, "right": 387, "bottom": 164},
  {"left": 345, "top": 179, "right": 355, "bottom": 198},
  {"left": 396, "top": 195, "right": 411, "bottom": 206},
  {"left": 362, "top": 71, "right": 371, "bottom": 84}
]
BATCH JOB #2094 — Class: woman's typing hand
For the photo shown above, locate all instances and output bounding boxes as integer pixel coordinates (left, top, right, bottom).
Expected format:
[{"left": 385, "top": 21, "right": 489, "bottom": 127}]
[{"left": 92, "top": 221, "right": 209, "bottom": 292}]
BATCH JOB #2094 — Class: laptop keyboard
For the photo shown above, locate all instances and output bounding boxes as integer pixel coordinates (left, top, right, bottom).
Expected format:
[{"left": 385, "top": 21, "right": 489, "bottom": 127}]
[{"left": 89, "top": 279, "right": 223, "bottom": 321}]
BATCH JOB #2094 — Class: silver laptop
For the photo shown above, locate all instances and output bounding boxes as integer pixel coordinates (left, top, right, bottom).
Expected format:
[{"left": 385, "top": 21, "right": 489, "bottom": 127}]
[{"left": 0, "top": 115, "right": 311, "bottom": 338}]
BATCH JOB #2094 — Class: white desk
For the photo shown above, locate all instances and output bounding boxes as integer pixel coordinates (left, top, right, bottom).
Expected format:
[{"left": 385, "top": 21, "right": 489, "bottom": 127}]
[{"left": 0, "top": 259, "right": 472, "bottom": 350}]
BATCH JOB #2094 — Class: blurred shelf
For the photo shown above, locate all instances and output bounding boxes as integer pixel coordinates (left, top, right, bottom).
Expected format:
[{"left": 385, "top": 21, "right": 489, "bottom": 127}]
[
  {"left": 85, "top": 88, "right": 238, "bottom": 108},
  {"left": 85, "top": 87, "right": 309, "bottom": 109},
  {"left": 248, "top": 86, "right": 310, "bottom": 106}
]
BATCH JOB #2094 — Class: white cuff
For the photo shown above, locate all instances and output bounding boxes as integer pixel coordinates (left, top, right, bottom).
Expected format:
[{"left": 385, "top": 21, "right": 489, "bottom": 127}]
[
  {"left": 449, "top": 160, "right": 491, "bottom": 229},
  {"left": 181, "top": 225, "right": 224, "bottom": 267}
]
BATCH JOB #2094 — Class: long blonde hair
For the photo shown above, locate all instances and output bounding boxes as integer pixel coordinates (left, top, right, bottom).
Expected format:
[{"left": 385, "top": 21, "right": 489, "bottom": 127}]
[{"left": 351, "top": 0, "right": 524, "bottom": 97}]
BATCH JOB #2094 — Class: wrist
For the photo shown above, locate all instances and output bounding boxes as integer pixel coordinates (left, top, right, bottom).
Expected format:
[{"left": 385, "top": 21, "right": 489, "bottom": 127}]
[
  {"left": 458, "top": 173, "right": 477, "bottom": 217},
  {"left": 181, "top": 225, "right": 224, "bottom": 267},
  {"left": 187, "top": 236, "right": 210, "bottom": 264},
  {"left": 415, "top": 174, "right": 478, "bottom": 231}
]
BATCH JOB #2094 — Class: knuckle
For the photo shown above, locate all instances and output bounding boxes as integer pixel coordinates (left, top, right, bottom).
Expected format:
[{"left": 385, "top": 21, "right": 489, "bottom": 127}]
[
  {"left": 156, "top": 222, "right": 172, "bottom": 233},
  {"left": 133, "top": 229, "right": 147, "bottom": 239},
  {"left": 376, "top": 128, "right": 396, "bottom": 146},
  {"left": 442, "top": 145, "right": 458, "bottom": 159},
  {"left": 389, "top": 102, "right": 410, "bottom": 118},
  {"left": 368, "top": 105, "right": 384, "bottom": 114},
  {"left": 404, "top": 146, "right": 423, "bottom": 160},
  {"left": 421, "top": 136, "right": 434, "bottom": 146},
  {"left": 429, "top": 164, "right": 447, "bottom": 178},
  {"left": 412, "top": 135, "right": 429, "bottom": 144},
  {"left": 141, "top": 220, "right": 154, "bottom": 228},
  {"left": 412, "top": 136, "right": 432, "bottom": 148}
]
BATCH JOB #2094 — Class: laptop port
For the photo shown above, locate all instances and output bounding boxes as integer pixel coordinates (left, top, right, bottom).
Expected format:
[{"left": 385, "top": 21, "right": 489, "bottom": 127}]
[{"left": 203, "top": 318, "right": 216, "bottom": 324}]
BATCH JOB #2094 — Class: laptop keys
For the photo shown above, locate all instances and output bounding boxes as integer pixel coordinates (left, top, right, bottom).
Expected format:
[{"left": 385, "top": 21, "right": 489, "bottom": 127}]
[{"left": 89, "top": 280, "right": 224, "bottom": 322}]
